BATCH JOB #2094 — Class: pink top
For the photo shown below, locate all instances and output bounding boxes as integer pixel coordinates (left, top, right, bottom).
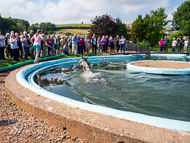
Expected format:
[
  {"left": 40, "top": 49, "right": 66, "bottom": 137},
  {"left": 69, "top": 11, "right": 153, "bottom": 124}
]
[
  {"left": 159, "top": 40, "right": 164, "bottom": 46},
  {"left": 79, "top": 39, "right": 84, "bottom": 47},
  {"left": 33, "top": 34, "right": 42, "bottom": 46}
]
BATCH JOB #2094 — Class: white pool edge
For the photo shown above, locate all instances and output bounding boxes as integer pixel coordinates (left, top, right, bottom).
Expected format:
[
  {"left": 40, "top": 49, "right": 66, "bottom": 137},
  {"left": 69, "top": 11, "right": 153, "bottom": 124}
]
[{"left": 127, "top": 60, "right": 190, "bottom": 75}]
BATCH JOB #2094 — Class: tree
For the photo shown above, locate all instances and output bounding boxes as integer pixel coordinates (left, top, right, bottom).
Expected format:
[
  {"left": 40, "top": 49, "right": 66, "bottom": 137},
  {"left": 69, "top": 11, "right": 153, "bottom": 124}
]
[
  {"left": 131, "top": 8, "right": 168, "bottom": 45},
  {"left": 27, "top": 24, "right": 38, "bottom": 33},
  {"left": 13, "top": 18, "right": 30, "bottom": 30},
  {"left": 89, "top": 14, "right": 118, "bottom": 37},
  {"left": 115, "top": 18, "right": 129, "bottom": 39},
  {"left": 172, "top": 1, "right": 190, "bottom": 35},
  {"left": 48, "top": 29, "right": 54, "bottom": 34}
]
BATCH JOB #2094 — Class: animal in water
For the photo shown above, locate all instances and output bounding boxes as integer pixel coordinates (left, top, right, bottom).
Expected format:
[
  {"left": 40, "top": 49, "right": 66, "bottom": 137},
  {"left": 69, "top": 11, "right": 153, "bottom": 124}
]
[{"left": 77, "top": 56, "right": 107, "bottom": 85}]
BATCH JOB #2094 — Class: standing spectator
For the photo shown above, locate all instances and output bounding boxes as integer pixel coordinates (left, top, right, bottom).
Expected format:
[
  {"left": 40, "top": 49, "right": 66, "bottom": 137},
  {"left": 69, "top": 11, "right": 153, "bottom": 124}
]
[
  {"left": 41, "top": 34, "right": 46, "bottom": 57},
  {"left": 46, "top": 34, "right": 52, "bottom": 56},
  {"left": 72, "top": 34, "right": 78, "bottom": 55},
  {"left": 120, "top": 36, "right": 126, "bottom": 53},
  {"left": 85, "top": 35, "right": 90, "bottom": 54},
  {"left": 105, "top": 35, "right": 109, "bottom": 53},
  {"left": 114, "top": 35, "right": 120, "bottom": 52},
  {"left": 21, "top": 31, "right": 30, "bottom": 60},
  {"left": 177, "top": 36, "right": 183, "bottom": 53},
  {"left": 109, "top": 37, "right": 115, "bottom": 53},
  {"left": 101, "top": 36, "right": 107, "bottom": 53},
  {"left": 91, "top": 34, "right": 98, "bottom": 55},
  {"left": 30, "top": 30, "right": 47, "bottom": 63},
  {"left": 28, "top": 30, "right": 34, "bottom": 59},
  {"left": 5, "top": 33, "right": 12, "bottom": 58},
  {"left": 184, "top": 37, "right": 189, "bottom": 53},
  {"left": 159, "top": 38, "right": 164, "bottom": 52},
  {"left": 60, "top": 36, "right": 66, "bottom": 52},
  {"left": 55, "top": 35, "right": 60, "bottom": 55},
  {"left": 171, "top": 37, "right": 177, "bottom": 52},
  {"left": 63, "top": 43, "right": 70, "bottom": 56},
  {"left": 15, "top": 33, "right": 22, "bottom": 59},
  {"left": 163, "top": 36, "right": 169, "bottom": 52},
  {"left": 79, "top": 36, "right": 85, "bottom": 55},
  {"left": 0, "top": 31, "right": 5, "bottom": 60},
  {"left": 68, "top": 35, "right": 72, "bottom": 53},
  {"left": 77, "top": 35, "right": 80, "bottom": 54},
  {"left": 52, "top": 34, "right": 56, "bottom": 55},
  {"left": 10, "top": 32, "right": 19, "bottom": 61},
  {"left": 97, "top": 36, "right": 101, "bottom": 52}
]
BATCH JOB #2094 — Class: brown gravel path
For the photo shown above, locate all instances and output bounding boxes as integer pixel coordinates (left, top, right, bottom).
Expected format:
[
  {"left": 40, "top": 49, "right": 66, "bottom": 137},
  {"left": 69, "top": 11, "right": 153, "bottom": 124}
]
[
  {"left": 132, "top": 61, "right": 190, "bottom": 69},
  {"left": 0, "top": 71, "right": 88, "bottom": 143}
]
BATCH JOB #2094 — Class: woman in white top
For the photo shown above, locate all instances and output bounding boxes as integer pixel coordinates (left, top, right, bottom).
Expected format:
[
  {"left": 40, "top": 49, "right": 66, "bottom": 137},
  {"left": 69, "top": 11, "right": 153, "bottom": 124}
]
[
  {"left": 10, "top": 32, "right": 19, "bottom": 61},
  {"left": 171, "top": 37, "right": 177, "bottom": 52},
  {"left": 184, "top": 37, "right": 189, "bottom": 53}
]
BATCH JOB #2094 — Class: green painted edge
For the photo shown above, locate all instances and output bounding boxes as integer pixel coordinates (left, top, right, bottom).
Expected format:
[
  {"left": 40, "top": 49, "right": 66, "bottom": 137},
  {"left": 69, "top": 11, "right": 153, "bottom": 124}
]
[{"left": 0, "top": 54, "right": 65, "bottom": 73}]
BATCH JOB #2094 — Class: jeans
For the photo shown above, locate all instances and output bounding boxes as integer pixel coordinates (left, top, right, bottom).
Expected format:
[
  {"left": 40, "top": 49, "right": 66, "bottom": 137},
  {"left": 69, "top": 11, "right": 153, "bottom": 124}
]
[
  {"left": 120, "top": 44, "right": 125, "bottom": 53},
  {"left": 102, "top": 44, "right": 106, "bottom": 52},
  {"left": 24, "top": 47, "right": 29, "bottom": 60},
  {"left": 0, "top": 47, "right": 5, "bottom": 60},
  {"left": 92, "top": 45, "right": 97, "bottom": 54},
  {"left": 98, "top": 45, "right": 101, "bottom": 52},
  {"left": 172, "top": 46, "right": 175, "bottom": 52},
  {"left": 63, "top": 49, "right": 69, "bottom": 56},
  {"left": 177, "top": 47, "right": 181, "bottom": 53},
  {"left": 48, "top": 46, "right": 52, "bottom": 56},
  {"left": 79, "top": 46, "right": 84, "bottom": 54},
  {"left": 12, "top": 49, "right": 19, "bottom": 61}
]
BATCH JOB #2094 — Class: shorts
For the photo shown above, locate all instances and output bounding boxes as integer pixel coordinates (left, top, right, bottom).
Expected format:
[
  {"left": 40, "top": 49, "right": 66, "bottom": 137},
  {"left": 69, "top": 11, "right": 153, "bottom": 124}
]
[
  {"left": 184, "top": 46, "right": 188, "bottom": 51},
  {"left": 33, "top": 45, "right": 41, "bottom": 51}
]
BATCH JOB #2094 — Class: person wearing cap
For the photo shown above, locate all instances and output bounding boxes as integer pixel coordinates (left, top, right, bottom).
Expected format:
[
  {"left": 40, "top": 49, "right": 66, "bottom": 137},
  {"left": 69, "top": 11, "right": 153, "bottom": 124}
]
[
  {"left": 177, "top": 36, "right": 183, "bottom": 53},
  {"left": 30, "top": 29, "right": 47, "bottom": 63},
  {"left": 171, "top": 37, "right": 177, "bottom": 52}
]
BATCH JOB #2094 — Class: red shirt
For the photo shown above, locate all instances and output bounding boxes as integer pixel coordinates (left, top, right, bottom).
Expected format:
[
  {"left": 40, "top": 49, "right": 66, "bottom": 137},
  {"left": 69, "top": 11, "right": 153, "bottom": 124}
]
[
  {"left": 46, "top": 38, "right": 52, "bottom": 46},
  {"left": 159, "top": 40, "right": 164, "bottom": 46}
]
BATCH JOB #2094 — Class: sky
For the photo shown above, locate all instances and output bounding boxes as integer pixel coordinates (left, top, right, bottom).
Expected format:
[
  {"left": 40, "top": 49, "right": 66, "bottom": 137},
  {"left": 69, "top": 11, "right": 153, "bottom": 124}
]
[{"left": 0, "top": 0, "right": 186, "bottom": 26}]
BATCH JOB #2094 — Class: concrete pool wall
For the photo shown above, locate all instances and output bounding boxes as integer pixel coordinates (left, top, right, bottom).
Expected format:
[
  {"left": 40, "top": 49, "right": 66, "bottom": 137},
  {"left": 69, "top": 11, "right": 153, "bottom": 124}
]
[
  {"left": 5, "top": 54, "right": 190, "bottom": 142},
  {"left": 16, "top": 55, "right": 190, "bottom": 132}
]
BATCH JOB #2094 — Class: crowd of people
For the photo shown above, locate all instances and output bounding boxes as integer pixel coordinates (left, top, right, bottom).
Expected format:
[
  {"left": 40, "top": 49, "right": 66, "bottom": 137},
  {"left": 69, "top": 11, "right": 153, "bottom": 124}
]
[
  {"left": 159, "top": 36, "right": 189, "bottom": 52},
  {"left": 1, "top": 29, "right": 189, "bottom": 63},
  {"left": 0, "top": 30, "right": 127, "bottom": 62}
]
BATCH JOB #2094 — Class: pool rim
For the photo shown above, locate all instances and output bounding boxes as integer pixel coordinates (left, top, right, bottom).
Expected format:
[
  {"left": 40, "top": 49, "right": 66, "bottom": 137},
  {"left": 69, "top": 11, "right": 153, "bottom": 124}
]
[{"left": 16, "top": 55, "right": 190, "bottom": 132}]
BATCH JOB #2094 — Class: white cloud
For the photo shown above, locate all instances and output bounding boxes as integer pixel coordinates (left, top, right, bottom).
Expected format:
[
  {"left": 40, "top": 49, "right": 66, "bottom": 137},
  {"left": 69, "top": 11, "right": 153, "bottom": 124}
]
[
  {"left": 0, "top": 0, "right": 170, "bottom": 24},
  {"left": 167, "top": 6, "right": 178, "bottom": 21}
]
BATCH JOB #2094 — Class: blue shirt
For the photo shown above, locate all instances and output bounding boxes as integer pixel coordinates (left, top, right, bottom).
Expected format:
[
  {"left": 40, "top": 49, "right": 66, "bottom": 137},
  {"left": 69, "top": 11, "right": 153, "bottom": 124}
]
[
  {"left": 93, "top": 38, "right": 96, "bottom": 45},
  {"left": 163, "top": 38, "right": 169, "bottom": 45},
  {"left": 72, "top": 37, "right": 78, "bottom": 44}
]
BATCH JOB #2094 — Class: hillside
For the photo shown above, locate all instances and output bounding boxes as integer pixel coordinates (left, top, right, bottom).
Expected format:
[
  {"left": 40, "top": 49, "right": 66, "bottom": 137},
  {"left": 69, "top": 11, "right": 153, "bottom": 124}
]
[{"left": 55, "top": 24, "right": 91, "bottom": 35}]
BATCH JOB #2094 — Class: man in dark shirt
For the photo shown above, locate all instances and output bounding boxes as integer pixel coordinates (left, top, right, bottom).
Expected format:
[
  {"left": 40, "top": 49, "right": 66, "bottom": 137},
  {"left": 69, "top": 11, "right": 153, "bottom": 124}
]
[
  {"left": 114, "top": 35, "right": 120, "bottom": 52},
  {"left": 177, "top": 36, "right": 183, "bottom": 53},
  {"left": 163, "top": 36, "right": 169, "bottom": 52},
  {"left": 106, "top": 35, "right": 109, "bottom": 53},
  {"left": 91, "top": 34, "right": 97, "bottom": 55}
]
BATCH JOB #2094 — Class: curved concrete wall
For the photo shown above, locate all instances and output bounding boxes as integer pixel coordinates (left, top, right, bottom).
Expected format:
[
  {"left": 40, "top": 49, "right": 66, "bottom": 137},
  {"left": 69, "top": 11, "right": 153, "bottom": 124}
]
[
  {"left": 16, "top": 55, "right": 190, "bottom": 132},
  {"left": 127, "top": 60, "right": 190, "bottom": 75}
]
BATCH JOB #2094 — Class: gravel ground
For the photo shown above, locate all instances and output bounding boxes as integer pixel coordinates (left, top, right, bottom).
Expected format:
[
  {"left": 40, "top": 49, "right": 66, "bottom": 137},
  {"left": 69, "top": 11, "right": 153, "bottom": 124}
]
[{"left": 0, "top": 71, "right": 89, "bottom": 143}]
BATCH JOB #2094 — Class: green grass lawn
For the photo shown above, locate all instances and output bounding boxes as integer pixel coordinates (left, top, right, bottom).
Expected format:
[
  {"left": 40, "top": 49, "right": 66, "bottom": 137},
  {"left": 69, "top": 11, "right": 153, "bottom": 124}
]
[
  {"left": 0, "top": 51, "right": 107, "bottom": 68},
  {"left": 55, "top": 29, "right": 90, "bottom": 35},
  {"left": 56, "top": 24, "right": 92, "bottom": 28}
]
